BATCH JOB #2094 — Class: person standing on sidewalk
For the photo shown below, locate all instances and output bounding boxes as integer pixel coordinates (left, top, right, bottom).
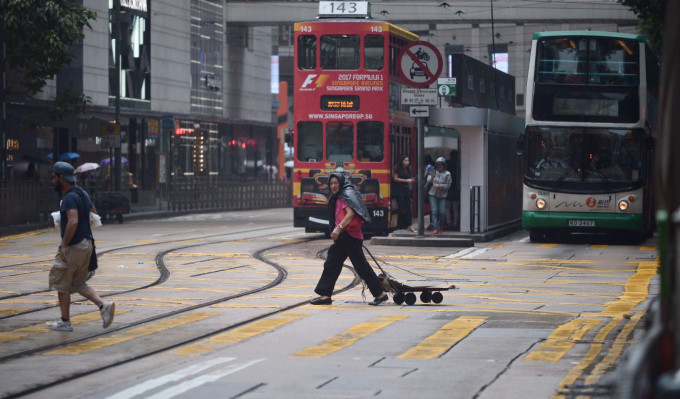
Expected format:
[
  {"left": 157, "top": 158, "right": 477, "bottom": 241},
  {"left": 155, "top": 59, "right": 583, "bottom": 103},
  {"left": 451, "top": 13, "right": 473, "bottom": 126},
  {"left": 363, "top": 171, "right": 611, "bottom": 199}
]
[
  {"left": 392, "top": 155, "right": 415, "bottom": 232},
  {"left": 426, "top": 157, "right": 452, "bottom": 235},
  {"left": 47, "top": 162, "right": 115, "bottom": 332},
  {"left": 310, "top": 172, "right": 389, "bottom": 306}
]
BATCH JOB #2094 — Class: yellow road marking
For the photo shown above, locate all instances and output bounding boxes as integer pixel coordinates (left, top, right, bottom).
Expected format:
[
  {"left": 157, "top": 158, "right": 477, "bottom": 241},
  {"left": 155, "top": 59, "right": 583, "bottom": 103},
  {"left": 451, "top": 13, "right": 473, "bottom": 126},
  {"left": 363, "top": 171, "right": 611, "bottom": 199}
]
[
  {"left": 538, "top": 243, "right": 559, "bottom": 249},
  {"left": 552, "top": 317, "right": 620, "bottom": 399},
  {"left": 488, "top": 243, "right": 506, "bottom": 248},
  {"left": 397, "top": 316, "right": 486, "bottom": 359},
  {"left": 130, "top": 239, "right": 158, "bottom": 245},
  {"left": 640, "top": 246, "right": 656, "bottom": 251},
  {"left": 585, "top": 313, "right": 642, "bottom": 385},
  {"left": 211, "top": 304, "right": 282, "bottom": 309},
  {"left": 0, "top": 308, "right": 28, "bottom": 316},
  {"left": 0, "top": 310, "right": 131, "bottom": 343},
  {"left": 0, "top": 229, "right": 52, "bottom": 241},
  {"left": 525, "top": 318, "right": 601, "bottom": 362},
  {"left": 0, "top": 254, "right": 30, "bottom": 258},
  {"left": 587, "top": 260, "right": 657, "bottom": 317},
  {"left": 175, "top": 313, "right": 308, "bottom": 356},
  {"left": 46, "top": 312, "right": 218, "bottom": 355},
  {"left": 590, "top": 245, "right": 607, "bottom": 249},
  {"left": 290, "top": 315, "right": 407, "bottom": 358}
]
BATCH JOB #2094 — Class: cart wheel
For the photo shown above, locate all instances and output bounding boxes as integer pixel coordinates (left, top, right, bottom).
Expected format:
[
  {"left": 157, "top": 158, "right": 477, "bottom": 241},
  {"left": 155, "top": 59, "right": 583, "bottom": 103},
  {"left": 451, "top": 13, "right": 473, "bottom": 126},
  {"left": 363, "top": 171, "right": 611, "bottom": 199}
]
[
  {"left": 420, "top": 291, "right": 432, "bottom": 303},
  {"left": 393, "top": 292, "right": 405, "bottom": 305},
  {"left": 405, "top": 292, "right": 417, "bottom": 305},
  {"left": 432, "top": 291, "right": 444, "bottom": 304}
]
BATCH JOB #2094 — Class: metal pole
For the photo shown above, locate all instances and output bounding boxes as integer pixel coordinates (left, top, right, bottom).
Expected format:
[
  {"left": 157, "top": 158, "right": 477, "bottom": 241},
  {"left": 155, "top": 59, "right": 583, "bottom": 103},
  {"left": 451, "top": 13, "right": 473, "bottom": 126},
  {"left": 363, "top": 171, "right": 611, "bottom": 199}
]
[
  {"left": 113, "top": 0, "right": 122, "bottom": 192},
  {"left": 416, "top": 116, "right": 424, "bottom": 236},
  {"left": 0, "top": 11, "right": 6, "bottom": 180}
]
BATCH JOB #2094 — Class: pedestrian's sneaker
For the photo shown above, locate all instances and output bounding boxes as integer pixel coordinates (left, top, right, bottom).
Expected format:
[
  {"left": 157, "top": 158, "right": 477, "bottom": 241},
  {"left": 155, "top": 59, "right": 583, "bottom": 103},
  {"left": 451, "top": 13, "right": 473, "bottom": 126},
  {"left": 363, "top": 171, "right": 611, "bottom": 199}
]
[
  {"left": 100, "top": 301, "right": 115, "bottom": 328},
  {"left": 46, "top": 318, "right": 73, "bottom": 332}
]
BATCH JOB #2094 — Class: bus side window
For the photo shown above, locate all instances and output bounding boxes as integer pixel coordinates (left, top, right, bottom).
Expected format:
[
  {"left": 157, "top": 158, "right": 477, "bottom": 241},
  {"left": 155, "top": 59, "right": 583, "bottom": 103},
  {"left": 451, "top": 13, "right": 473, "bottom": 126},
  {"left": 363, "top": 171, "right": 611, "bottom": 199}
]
[
  {"left": 326, "top": 122, "right": 354, "bottom": 162},
  {"left": 357, "top": 121, "right": 384, "bottom": 162},
  {"left": 297, "top": 121, "right": 323, "bottom": 162}
]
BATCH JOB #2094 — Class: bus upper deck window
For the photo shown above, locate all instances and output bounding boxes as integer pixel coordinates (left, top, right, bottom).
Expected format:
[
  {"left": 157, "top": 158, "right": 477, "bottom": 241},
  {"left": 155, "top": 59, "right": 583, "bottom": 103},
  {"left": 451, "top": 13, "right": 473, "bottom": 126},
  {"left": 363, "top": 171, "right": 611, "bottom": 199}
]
[
  {"left": 298, "top": 35, "right": 316, "bottom": 70},
  {"left": 365, "top": 36, "right": 384, "bottom": 70},
  {"left": 321, "top": 35, "right": 359, "bottom": 70}
]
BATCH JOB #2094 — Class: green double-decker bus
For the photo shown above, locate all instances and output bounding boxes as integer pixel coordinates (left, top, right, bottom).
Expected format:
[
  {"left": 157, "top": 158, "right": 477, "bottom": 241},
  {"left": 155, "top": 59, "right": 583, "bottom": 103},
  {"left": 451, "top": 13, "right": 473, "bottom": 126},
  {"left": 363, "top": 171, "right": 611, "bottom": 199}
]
[{"left": 519, "top": 31, "right": 659, "bottom": 242}]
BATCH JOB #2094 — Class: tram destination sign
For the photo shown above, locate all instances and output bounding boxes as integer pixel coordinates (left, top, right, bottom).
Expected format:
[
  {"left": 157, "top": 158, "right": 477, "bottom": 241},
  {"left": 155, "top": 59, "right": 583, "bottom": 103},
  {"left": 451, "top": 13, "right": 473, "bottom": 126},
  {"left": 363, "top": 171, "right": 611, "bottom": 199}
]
[
  {"left": 318, "top": 1, "right": 370, "bottom": 18},
  {"left": 400, "top": 88, "right": 437, "bottom": 105}
]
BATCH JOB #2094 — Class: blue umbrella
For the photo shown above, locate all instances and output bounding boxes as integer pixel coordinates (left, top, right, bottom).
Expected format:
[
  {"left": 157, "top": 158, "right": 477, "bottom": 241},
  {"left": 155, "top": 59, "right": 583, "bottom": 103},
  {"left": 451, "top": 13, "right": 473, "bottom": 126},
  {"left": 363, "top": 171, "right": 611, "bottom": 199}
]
[
  {"left": 59, "top": 152, "right": 80, "bottom": 161},
  {"left": 47, "top": 152, "right": 80, "bottom": 161}
]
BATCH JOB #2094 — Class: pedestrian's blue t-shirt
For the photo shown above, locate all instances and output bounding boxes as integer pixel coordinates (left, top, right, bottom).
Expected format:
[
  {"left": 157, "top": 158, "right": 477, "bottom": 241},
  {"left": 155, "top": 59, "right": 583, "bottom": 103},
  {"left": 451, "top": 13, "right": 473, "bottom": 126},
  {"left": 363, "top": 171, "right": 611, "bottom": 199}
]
[{"left": 60, "top": 188, "right": 93, "bottom": 246}]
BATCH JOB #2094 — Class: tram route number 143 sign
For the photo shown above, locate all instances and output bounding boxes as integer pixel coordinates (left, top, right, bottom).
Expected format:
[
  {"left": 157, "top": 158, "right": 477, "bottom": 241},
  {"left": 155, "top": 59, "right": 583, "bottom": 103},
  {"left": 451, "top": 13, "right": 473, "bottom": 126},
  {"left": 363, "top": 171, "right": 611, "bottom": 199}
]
[{"left": 318, "top": 1, "right": 370, "bottom": 17}]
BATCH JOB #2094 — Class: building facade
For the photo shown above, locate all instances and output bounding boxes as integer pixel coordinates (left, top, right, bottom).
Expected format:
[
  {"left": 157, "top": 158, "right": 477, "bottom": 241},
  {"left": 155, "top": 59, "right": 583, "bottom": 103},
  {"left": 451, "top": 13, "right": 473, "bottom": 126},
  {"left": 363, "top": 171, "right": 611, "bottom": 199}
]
[{"left": 4, "top": 0, "right": 279, "bottom": 202}]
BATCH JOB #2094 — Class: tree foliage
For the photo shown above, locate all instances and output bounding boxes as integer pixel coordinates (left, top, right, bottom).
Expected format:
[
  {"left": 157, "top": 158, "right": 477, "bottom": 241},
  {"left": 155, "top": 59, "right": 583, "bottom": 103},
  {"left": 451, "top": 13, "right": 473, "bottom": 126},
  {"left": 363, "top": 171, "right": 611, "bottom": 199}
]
[
  {"left": 618, "top": 0, "right": 666, "bottom": 56},
  {"left": 1, "top": 0, "right": 96, "bottom": 116}
]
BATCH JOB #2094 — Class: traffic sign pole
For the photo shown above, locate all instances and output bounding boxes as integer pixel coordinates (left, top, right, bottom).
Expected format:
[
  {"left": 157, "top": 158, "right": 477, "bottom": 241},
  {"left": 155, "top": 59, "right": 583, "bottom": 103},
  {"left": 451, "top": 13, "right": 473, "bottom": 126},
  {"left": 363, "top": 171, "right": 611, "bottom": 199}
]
[
  {"left": 397, "top": 42, "right": 444, "bottom": 235},
  {"left": 416, "top": 115, "right": 425, "bottom": 236}
]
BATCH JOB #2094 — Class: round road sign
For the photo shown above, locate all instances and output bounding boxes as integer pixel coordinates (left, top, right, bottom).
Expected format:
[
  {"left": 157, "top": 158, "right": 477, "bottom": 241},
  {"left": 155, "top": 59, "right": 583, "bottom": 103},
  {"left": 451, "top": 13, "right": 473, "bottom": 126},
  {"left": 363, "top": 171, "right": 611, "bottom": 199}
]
[{"left": 398, "top": 41, "right": 443, "bottom": 87}]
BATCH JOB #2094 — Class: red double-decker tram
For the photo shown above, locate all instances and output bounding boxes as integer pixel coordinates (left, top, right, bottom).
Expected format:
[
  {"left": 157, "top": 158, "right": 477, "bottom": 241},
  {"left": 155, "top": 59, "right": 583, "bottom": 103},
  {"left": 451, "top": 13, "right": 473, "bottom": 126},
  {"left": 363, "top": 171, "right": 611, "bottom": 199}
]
[{"left": 291, "top": 7, "right": 418, "bottom": 235}]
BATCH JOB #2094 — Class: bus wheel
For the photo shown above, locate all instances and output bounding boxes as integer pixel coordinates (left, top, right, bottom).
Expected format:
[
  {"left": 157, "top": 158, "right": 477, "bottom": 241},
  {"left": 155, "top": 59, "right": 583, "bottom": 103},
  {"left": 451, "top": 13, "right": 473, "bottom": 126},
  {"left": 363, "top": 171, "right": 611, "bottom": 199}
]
[{"left": 529, "top": 229, "right": 545, "bottom": 242}]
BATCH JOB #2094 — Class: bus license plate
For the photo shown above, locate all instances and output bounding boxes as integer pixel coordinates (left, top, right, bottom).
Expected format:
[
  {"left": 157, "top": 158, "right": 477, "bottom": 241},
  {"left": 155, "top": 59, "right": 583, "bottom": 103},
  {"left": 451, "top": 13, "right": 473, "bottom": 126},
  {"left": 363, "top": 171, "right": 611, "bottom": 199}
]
[{"left": 569, "top": 219, "right": 595, "bottom": 227}]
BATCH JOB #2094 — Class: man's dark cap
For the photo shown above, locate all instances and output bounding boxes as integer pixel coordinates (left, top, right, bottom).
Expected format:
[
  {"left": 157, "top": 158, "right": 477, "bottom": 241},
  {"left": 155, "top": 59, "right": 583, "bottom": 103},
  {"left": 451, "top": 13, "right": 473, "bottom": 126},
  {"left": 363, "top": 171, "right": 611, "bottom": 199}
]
[{"left": 52, "top": 161, "right": 76, "bottom": 183}]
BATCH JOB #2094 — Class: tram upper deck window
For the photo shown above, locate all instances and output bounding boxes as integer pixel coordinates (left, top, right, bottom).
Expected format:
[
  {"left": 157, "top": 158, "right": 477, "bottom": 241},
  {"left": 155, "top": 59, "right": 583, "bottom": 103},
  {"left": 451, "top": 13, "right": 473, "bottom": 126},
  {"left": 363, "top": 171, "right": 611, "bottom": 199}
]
[
  {"left": 297, "top": 121, "right": 323, "bottom": 162},
  {"left": 357, "top": 121, "right": 384, "bottom": 162},
  {"left": 326, "top": 122, "right": 354, "bottom": 162},
  {"left": 364, "top": 36, "right": 384, "bottom": 70},
  {"left": 321, "top": 35, "right": 359, "bottom": 70},
  {"left": 536, "top": 37, "right": 639, "bottom": 86},
  {"left": 298, "top": 35, "right": 316, "bottom": 70}
]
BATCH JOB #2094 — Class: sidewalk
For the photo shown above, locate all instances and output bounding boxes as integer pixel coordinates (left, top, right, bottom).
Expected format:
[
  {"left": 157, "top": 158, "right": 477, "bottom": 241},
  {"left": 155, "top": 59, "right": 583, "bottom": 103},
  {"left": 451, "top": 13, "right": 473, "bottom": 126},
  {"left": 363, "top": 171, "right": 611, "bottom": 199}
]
[{"left": 370, "top": 222, "right": 520, "bottom": 248}]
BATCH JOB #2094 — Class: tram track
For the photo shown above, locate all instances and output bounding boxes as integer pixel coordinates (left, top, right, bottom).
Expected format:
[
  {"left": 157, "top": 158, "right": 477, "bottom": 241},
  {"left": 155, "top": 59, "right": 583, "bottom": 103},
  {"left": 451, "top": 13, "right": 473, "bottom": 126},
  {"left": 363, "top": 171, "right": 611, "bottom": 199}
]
[
  {"left": 0, "top": 228, "right": 362, "bottom": 399},
  {"left": 0, "top": 224, "right": 289, "bottom": 314}
]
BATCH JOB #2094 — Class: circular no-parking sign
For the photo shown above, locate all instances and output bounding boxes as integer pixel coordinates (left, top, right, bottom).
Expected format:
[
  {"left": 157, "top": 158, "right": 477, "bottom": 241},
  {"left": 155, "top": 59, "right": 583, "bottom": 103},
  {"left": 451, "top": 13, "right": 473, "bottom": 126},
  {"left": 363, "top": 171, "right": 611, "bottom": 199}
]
[{"left": 398, "top": 41, "right": 443, "bottom": 87}]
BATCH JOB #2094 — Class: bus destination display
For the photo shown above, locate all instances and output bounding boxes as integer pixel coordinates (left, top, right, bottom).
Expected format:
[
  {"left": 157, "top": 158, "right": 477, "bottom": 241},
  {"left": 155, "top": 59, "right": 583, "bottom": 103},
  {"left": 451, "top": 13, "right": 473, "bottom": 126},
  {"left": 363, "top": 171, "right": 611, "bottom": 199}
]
[{"left": 321, "top": 95, "right": 360, "bottom": 111}]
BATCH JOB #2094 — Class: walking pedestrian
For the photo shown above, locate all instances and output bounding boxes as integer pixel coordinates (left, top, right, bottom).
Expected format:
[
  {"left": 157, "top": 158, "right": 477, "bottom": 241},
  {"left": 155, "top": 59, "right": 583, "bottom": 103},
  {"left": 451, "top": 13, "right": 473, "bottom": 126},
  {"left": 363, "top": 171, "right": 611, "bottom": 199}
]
[
  {"left": 426, "top": 157, "right": 452, "bottom": 235},
  {"left": 47, "top": 161, "right": 114, "bottom": 332},
  {"left": 311, "top": 172, "right": 389, "bottom": 306}
]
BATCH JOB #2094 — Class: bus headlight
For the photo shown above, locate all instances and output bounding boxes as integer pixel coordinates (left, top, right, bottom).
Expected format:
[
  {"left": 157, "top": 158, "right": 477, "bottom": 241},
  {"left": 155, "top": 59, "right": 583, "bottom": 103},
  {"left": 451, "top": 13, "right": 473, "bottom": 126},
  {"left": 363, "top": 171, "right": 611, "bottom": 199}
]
[
  {"left": 536, "top": 198, "right": 546, "bottom": 209},
  {"left": 618, "top": 200, "right": 629, "bottom": 211}
]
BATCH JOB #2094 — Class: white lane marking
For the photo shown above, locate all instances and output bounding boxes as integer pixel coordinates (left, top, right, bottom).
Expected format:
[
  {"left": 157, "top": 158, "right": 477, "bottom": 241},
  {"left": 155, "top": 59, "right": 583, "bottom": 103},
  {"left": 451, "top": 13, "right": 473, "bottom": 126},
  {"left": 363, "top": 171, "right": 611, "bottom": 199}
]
[
  {"left": 445, "top": 247, "right": 478, "bottom": 258},
  {"left": 108, "top": 357, "right": 236, "bottom": 399},
  {"left": 145, "top": 359, "right": 264, "bottom": 399},
  {"left": 461, "top": 248, "right": 490, "bottom": 258},
  {"left": 445, "top": 247, "right": 490, "bottom": 259}
]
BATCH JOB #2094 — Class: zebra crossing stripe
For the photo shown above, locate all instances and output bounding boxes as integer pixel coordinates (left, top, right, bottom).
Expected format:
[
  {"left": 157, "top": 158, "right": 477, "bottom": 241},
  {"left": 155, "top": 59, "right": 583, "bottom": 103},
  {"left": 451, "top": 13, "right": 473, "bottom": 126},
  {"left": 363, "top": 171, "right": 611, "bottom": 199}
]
[
  {"left": 175, "top": 313, "right": 308, "bottom": 356},
  {"left": 397, "top": 316, "right": 487, "bottom": 359},
  {"left": 290, "top": 314, "right": 407, "bottom": 358}
]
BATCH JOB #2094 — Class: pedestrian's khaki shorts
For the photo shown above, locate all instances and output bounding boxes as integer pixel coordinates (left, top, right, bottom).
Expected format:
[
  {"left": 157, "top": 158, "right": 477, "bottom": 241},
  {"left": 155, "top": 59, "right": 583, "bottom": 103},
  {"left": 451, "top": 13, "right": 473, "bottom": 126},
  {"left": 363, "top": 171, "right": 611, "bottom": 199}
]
[{"left": 49, "top": 238, "right": 92, "bottom": 294}]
